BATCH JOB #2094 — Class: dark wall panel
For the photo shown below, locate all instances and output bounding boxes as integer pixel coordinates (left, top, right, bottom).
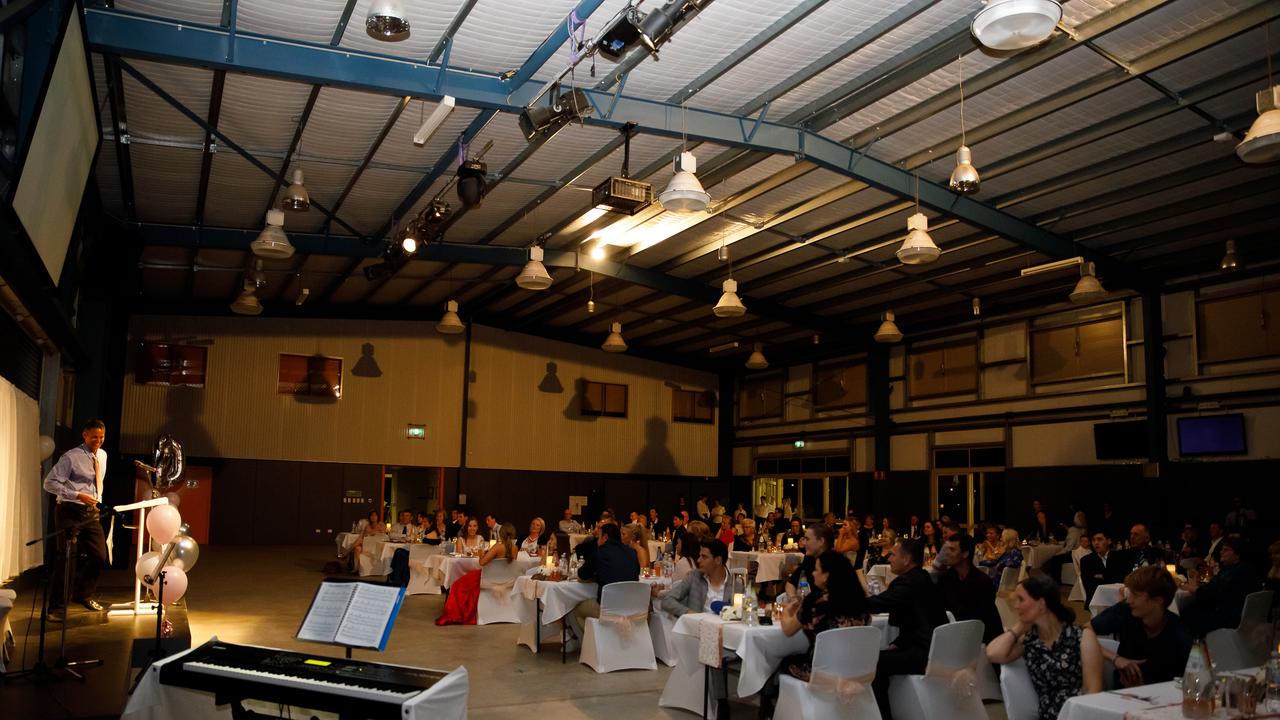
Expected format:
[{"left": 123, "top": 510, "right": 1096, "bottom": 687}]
[
  {"left": 254, "top": 461, "right": 300, "bottom": 545},
  {"left": 298, "top": 463, "right": 344, "bottom": 545},
  {"left": 210, "top": 459, "right": 256, "bottom": 545},
  {"left": 342, "top": 463, "right": 382, "bottom": 530}
]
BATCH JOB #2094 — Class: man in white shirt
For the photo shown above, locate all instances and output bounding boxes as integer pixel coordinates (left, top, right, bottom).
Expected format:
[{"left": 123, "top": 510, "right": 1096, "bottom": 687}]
[
  {"left": 753, "top": 495, "right": 773, "bottom": 524},
  {"left": 483, "top": 514, "right": 500, "bottom": 541},
  {"left": 558, "top": 508, "right": 583, "bottom": 534},
  {"left": 42, "top": 420, "right": 110, "bottom": 618},
  {"left": 1204, "top": 522, "right": 1224, "bottom": 564},
  {"left": 695, "top": 495, "right": 710, "bottom": 521},
  {"left": 390, "top": 510, "right": 415, "bottom": 540}
]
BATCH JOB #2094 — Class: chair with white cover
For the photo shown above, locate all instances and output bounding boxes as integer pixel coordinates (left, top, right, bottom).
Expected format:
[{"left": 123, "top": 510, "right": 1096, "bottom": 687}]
[
  {"left": 402, "top": 665, "right": 470, "bottom": 720},
  {"left": 1206, "top": 590, "right": 1274, "bottom": 671},
  {"left": 0, "top": 589, "right": 15, "bottom": 673},
  {"left": 995, "top": 595, "right": 1018, "bottom": 631},
  {"left": 888, "top": 619, "right": 988, "bottom": 720},
  {"left": 998, "top": 658, "right": 1039, "bottom": 720},
  {"left": 1066, "top": 547, "right": 1089, "bottom": 601},
  {"left": 997, "top": 566, "right": 1021, "bottom": 595},
  {"left": 649, "top": 607, "right": 678, "bottom": 666},
  {"left": 580, "top": 582, "right": 656, "bottom": 673},
  {"left": 355, "top": 534, "right": 390, "bottom": 576},
  {"left": 476, "top": 558, "right": 525, "bottom": 625},
  {"left": 774, "top": 625, "right": 882, "bottom": 720},
  {"left": 1098, "top": 637, "right": 1119, "bottom": 690}
]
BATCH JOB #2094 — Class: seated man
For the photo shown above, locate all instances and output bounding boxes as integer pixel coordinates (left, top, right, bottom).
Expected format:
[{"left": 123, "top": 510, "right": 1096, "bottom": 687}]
[
  {"left": 558, "top": 508, "right": 583, "bottom": 534},
  {"left": 1092, "top": 565, "right": 1193, "bottom": 687},
  {"left": 483, "top": 514, "right": 500, "bottom": 542},
  {"left": 1114, "top": 524, "right": 1164, "bottom": 574},
  {"left": 569, "top": 522, "right": 640, "bottom": 650},
  {"left": 649, "top": 508, "right": 668, "bottom": 536},
  {"left": 1080, "top": 531, "right": 1125, "bottom": 604},
  {"left": 775, "top": 517, "right": 805, "bottom": 548},
  {"left": 659, "top": 538, "right": 732, "bottom": 617},
  {"left": 938, "top": 532, "right": 1001, "bottom": 643},
  {"left": 867, "top": 538, "right": 947, "bottom": 720},
  {"left": 1180, "top": 535, "right": 1260, "bottom": 637},
  {"left": 390, "top": 510, "right": 415, "bottom": 540}
]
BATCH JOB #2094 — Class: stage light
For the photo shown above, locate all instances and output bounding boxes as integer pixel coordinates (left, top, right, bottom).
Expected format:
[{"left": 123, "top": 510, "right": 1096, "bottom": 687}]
[
  {"left": 518, "top": 87, "right": 592, "bottom": 142},
  {"left": 456, "top": 158, "right": 487, "bottom": 208}
]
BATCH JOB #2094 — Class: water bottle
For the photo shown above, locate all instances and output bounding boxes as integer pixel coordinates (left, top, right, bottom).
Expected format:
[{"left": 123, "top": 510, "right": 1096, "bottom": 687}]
[
  {"left": 1265, "top": 648, "right": 1280, "bottom": 710},
  {"left": 558, "top": 553, "right": 568, "bottom": 576},
  {"left": 797, "top": 578, "right": 811, "bottom": 600},
  {"left": 743, "top": 583, "right": 758, "bottom": 626},
  {"left": 1182, "top": 639, "right": 1216, "bottom": 718},
  {"left": 568, "top": 553, "right": 578, "bottom": 580}
]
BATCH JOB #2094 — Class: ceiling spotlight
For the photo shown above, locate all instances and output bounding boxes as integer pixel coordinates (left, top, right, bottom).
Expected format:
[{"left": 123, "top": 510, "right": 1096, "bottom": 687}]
[
  {"left": 230, "top": 282, "right": 263, "bottom": 316},
  {"left": 874, "top": 311, "right": 903, "bottom": 344},
  {"left": 971, "top": 0, "right": 1062, "bottom": 51},
  {"left": 596, "top": 4, "right": 652, "bottom": 61},
  {"left": 745, "top": 343, "right": 768, "bottom": 370},
  {"left": 414, "top": 96, "right": 455, "bottom": 147},
  {"left": 659, "top": 151, "right": 710, "bottom": 213},
  {"left": 590, "top": 243, "right": 607, "bottom": 260},
  {"left": 456, "top": 158, "right": 487, "bottom": 208},
  {"left": 602, "top": 322, "right": 628, "bottom": 353},
  {"left": 251, "top": 209, "right": 294, "bottom": 259},
  {"left": 280, "top": 168, "right": 310, "bottom": 211},
  {"left": 897, "top": 212, "right": 939, "bottom": 265},
  {"left": 713, "top": 278, "right": 746, "bottom": 318},
  {"left": 519, "top": 87, "right": 592, "bottom": 142},
  {"left": 1220, "top": 240, "right": 1240, "bottom": 272},
  {"left": 516, "top": 246, "right": 553, "bottom": 290},
  {"left": 1237, "top": 86, "right": 1280, "bottom": 164},
  {"left": 366, "top": 0, "right": 410, "bottom": 41},
  {"left": 437, "top": 300, "right": 465, "bottom": 334},
  {"left": 1069, "top": 262, "right": 1106, "bottom": 304}
]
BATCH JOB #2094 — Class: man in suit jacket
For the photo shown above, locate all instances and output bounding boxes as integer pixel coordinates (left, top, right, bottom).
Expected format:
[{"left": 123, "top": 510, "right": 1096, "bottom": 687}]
[
  {"left": 867, "top": 538, "right": 948, "bottom": 720},
  {"left": 1080, "top": 532, "right": 1126, "bottom": 605},
  {"left": 1204, "top": 522, "right": 1225, "bottom": 564},
  {"left": 939, "top": 532, "right": 1002, "bottom": 643},
  {"left": 390, "top": 510, "right": 415, "bottom": 539},
  {"left": 904, "top": 515, "right": 922, "bottom": 540},
  {"left": 1113, "top": 524, "right": 1165, "bottom": 575},
  {"left": 660, "top": 538, "right": 733, "bottom": 617},
  {"left": 567, "top": 522, "right": 640, "bottom": 651},
  {"left": 1181, "top": 535, "right": 1260, "bottom": 637}
]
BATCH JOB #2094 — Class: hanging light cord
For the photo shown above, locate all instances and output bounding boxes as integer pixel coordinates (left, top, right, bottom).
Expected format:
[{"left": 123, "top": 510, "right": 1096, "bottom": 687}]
[
  {"left": 914, "top": 170, "right": 920, "bottom": 213},
  {"left": 1267, "top": 22, "right": 1274, "bottom": 88},
  {"left": 958, "top": 54, "right": 967, "bottom": 146}
]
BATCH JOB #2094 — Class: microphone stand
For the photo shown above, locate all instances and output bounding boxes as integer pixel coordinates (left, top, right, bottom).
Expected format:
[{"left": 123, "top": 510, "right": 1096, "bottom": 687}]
[{"left": 3, "top": 510, "right": 107, "bottom": 681}]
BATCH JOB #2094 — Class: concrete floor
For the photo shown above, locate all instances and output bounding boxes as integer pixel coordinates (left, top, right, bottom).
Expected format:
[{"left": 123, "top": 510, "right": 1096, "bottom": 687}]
[{"left": 4, "top": 545, "right": 1013, "bottom": 718}]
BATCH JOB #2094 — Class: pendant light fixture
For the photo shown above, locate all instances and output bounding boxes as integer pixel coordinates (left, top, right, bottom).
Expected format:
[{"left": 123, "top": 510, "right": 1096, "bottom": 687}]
[
  {"left": 366, "top": 0, "right": 410, "bottom": 41},
  {"left": 251, "top": 209, "right": 294, "bottom": 259},
  {"left": 602, "top": 322, "right": 627, "bottom": 353},
  {"left": 587, "top": 271, "right": 596, "bottom": 313},
  {"left": 949, "top": 55, "right": 980, "bottom": 195},
  {"left": 714, "top": 278, "right": 746, "bottom": 317},
  {"left": 659, "top": 103, "right": 710, "bottom": 213},
  {"left": 896, "top": 173, "right": 940, "bottom": 265},
  {"left": 436, "top": 300, "right": 465, "bottom": 334},
  {"left": 1220, "top": 240, "right": 1240, "bottom": 272},
  {"left": 874, "top": 311, "right": 903, "bottom": 343},
  {"left": 230, "top": 280, "right": 263, "bottom": 316},
  {"left": 281, "top": 168, "right": 310, "bottom": 211},
  {"left": 1069, "top": 262, "right": 1105, "bottom": 304},
  {"left": 516, "top": 246, "right": 553, "bottom": 290},
  {"left": 971, "top": 0, "right": 1062, "bottom": 51},
  {"left": 745, "top": 343, "right": 768, "bottom": 370},
  {"left": 1237, "top": 25, "right": 1280, "bottom": 164}
]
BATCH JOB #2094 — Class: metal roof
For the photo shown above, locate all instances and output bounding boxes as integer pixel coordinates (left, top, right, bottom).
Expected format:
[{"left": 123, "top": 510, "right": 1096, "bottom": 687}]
[{"left": 87, "top": 0, "right": 1280, "bottom": 368}]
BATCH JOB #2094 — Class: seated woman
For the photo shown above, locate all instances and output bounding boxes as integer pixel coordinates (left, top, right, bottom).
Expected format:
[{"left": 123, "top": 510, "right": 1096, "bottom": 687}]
[
  {"left": 976, "top": 524, "right": 1003, "bottom": 563},
  {"left": 671, "top": 534, "right": 699, "bottom": 583},
  {"left": 623, "top": 523, "right": 651, "bottom": 568},
  {"left": 866, "top": 529, "right": 896, "bottom": 567},
  {"left": 1265, "top": 540, "right": 1280, "bottom": 596},
  {"left": 347, "top": 510, "right": 385, "bottom": 569},
  {"left": 987, "top": 574, "right": 1103, "bottom": 719},
  {"left": 1090, "top": 566, "right": 1192, "bottom": 687},
  {"left": 422, "top": 510, "right": 448, "bottom": 545},
  {"left": 716, "top": 516, "right": 736, "bottom": 548},
  {"left": 785, "top": 524, "right": 836, "bottom": 598},
  {"left": 921, "top": 520, "right": 940, "bottom": 561},
  {"left": 454, "top": 518, "right": 484, "bottom": 555},
  {"left": 436, "top": 523, "right": 518, "bottom": 626},
  {"left": 732, "top": 518, "right": 759, "bottom": 552},
  {"left": 982, "top": 528, "right": 1025, "bottom": 589},
  {"left": 520, "top": 517, "right": 547, "bottom": 558},
  {"left": 834, "top": 516, "right": 861, "bottom": 563}
]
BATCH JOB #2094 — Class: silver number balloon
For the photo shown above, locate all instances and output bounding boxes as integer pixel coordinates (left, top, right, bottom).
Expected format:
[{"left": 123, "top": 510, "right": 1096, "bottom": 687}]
[{"left": 151, "top": 434, "right": 185, "bottom": 491}]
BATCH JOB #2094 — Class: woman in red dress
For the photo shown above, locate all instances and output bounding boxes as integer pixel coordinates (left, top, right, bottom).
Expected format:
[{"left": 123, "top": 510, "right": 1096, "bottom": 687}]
[{"left": 436, "top": 523, "right": 518, "bottom": 625}]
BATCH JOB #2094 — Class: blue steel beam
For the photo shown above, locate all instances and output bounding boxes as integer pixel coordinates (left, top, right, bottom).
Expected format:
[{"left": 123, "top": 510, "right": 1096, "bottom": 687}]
[
  {"left": 507, "top": 0, "right": 608, "bottom": 88},
  {"left": 86, "top": 8, "right": 1141, "bottom": 289}
]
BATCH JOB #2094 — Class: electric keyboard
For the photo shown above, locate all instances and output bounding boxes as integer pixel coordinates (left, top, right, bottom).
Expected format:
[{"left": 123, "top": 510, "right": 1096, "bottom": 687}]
[{"left": 159, "top": 639, "right": 448, "bottom": 719}]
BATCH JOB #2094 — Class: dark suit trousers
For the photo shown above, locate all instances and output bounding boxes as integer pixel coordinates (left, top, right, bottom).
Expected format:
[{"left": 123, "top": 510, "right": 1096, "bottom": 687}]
[
  {"left": 51, "top": 503, "right": 109, "bottom": 606},
  {"left": 873, "top": 647, "right": 929, "bottom": 720}
]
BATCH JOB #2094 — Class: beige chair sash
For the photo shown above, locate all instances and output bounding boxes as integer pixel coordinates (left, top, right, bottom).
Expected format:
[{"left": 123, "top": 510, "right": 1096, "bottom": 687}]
[
  {"left": 480, "top": 578, "right": 517, "bottom": 604},
  {"left": 521, "top": 579, "right": 540, "bottom": 601},
  {"left": 598, "top": 610, "right": 649, "bottom": 640},
  {"left": 925, "top": 659, "right": 979, "bottom": 698},
  {"left": 808, "top": 670, "right": 875, "bottom": 705}
]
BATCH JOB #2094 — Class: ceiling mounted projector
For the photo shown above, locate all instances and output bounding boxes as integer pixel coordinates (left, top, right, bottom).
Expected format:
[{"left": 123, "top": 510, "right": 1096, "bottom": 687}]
[
  {"left": 971, "top": 0, "right": 1061, "bottom": 51},
  {"left": 1237, "top": 86, "right": 1280, "bottom": 164},
  {"left": 593, "top": 124, "right": 653, "bottom": 215}
]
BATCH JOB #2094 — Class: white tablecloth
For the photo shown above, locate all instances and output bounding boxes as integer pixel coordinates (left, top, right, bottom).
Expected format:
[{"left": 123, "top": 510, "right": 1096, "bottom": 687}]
[
  {"left": 512, "top": 575, "right": 671, "bottom": 652},
  {"left": 1088, "top": 583, "right": 1192, "bottom": 617},
  {"left": 1020, "top": 543, "right": 1063, "bottom": 569},
  {"left": 421, "top": 554, "right": 537, "bottom": 590},
  {"left": 356, "top": 534, "right": 392, "bottom": 576},
  {"left": 335, "top": 531, "right": 360, "bottom": 556},
  {"left": 648, "top": 539, "right": 672, "bottom": 560},
  {"left": 728, "top": 551, "right": 803, "bottom": 583},
  {"left": 121, "top": 640, "right": 470, "bottom": 720},
  {"left": 378, "top": 543, "right": 446, "bottom": 594},
  {"left": 568, "top": 533, "right": 591, "bottom": 551},
  {"left": 668, "top": 612, "right": 896, "bottom": 698}
]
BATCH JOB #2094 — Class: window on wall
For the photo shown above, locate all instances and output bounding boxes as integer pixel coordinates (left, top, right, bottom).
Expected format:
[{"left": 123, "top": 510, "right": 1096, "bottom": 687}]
[
  {"left": 739, "top": 375, "right": 783, "bottom": 420},
  {"left": 1197, "top": 288, "right": 1280, "bottom": 364},
  {"left": 908, "top": 342, "right": 978, "bottom": 399},
  {"left": 814, "top": 360, "right": 867, "bottom": 408},
  {"left": 582, "top": 380, "right": 628, "bottom": 417},
  {"left": 672, "top": 388, "right": 714, "bottom": 424},
  {"left": 136, "top": 342, "right": 207, "bottom": 387},
  {"left": 278, "top": 354, "right": 342, "bottom": 398},
  {"left": 1031, "top": 315, "right": 1125, "bottom": 384}
]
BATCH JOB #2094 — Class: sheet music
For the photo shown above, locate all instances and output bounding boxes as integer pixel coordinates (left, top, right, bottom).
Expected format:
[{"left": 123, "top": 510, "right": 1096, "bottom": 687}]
[
  {"left": 334, "top": 583, "right": 403, "bottom": 650},
  {"left": 297, "top": 582, "right": 355, "bottom": 643}
]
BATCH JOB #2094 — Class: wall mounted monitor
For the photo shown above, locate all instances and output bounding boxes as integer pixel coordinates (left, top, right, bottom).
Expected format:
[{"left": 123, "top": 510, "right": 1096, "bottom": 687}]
[{"left": 1177, "top": 414, "right": 1246, "bottom": 457}]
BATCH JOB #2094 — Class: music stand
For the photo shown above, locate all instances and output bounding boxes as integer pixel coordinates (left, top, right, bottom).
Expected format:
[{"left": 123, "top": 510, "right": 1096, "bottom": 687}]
[{"left": 107, "top": 496, "right": 172, "bottom": 617}]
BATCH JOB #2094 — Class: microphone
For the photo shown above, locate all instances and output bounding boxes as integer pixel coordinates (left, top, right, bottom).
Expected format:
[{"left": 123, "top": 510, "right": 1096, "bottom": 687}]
[{"left": 134, "top": 459, "right": 157, "bottom": 474}]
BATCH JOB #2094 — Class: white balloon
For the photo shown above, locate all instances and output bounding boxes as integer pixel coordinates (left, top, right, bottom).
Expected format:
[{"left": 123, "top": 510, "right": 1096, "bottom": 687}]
[{"left": 39, "top": 436, "right": 56, "bottom": 461}]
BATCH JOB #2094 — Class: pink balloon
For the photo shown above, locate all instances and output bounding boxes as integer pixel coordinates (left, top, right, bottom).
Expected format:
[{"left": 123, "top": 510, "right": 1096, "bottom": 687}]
[
  {"left": 153, "top": 565, "right": 188, "bottom": 604},
  {"left": 146, "top": 504, "right": 182, "bottom": 544},
  {"left": 164, "top": 491, "right": 182, "bottom": 508}
]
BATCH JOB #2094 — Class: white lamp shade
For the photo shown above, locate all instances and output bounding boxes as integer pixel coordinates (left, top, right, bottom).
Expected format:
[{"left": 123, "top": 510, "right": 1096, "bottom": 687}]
[
  {"left": 745, "top": 343, "right": 768, "bottom": 370},
  {"left": 367, "top": 0, "right": 410, "bottom": 40},
  {"left": 251, "top": 210, "right": 294, "bottom": 259},
  {"left": 874, "top": 311, "right": 902, "bottom": 343},
  {"left": 948, "top": 145, "right": 981, "bottom": 194},
  {"left": 971, "top": 0, "right": 1062, "bottom": 51},
  {"left": 1236, "top": 105, "right": 1280, "bottom": 164},
  {"left": 1069, "top": 264, "right": 1105, "bottom": 304},
  {"left": 230, "top": 288, "right": 263, "bottom": 316},
  {"left": 896, "top": 212, "right": 939, "bottom": 265},
  {"left": 1220, "top": 240, "right": 1239, "bottom": 272},
  {"left": 281, "top": 169, "right": 310, "bottom": 211},
  {"left": 516, "top": 246, "right": 553, "bottom": 290},
  {"left": 602, "top": 322, "right": 627, "bottom": 353},
  {"left": 714, "top": 278, "right": 746, "bottom": 317},
  {"left": 437, "top": 300, "right": 465, "bottom": 334}
]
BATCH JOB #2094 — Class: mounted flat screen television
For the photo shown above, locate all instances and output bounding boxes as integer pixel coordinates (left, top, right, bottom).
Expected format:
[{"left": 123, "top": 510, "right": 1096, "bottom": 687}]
[
  {"left": 1177, "top": 414, "right": 1247, "bottom": 457},
  {"left": 1093, "top": 419, "right": 1150, "bottom": 460}
]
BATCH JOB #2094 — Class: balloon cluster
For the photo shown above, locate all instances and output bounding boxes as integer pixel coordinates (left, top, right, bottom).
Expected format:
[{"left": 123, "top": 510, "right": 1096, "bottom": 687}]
[{"left": 135, "top": 504, "right": 198, "bottom": 604}]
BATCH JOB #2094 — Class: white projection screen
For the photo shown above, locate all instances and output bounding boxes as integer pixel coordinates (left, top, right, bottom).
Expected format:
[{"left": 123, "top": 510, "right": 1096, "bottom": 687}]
[{"left": 11, "top": 7, "right": 99, "bottom": 286}]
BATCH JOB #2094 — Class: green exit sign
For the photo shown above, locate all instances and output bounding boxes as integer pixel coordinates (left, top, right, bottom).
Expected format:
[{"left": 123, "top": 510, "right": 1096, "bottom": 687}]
[
  {"left": 406, "top": 424, "right": 426, "bottom": 440},
  {"left": 793, "top": 439, "right": 805, "bottom": 449}
]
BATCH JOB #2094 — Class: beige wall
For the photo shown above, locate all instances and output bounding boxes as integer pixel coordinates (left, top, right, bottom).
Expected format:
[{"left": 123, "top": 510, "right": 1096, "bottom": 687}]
[
  {"left": 465, "top": 325, "right": 718, "bottom": 475},
  {"left": 121, "top": 315, "right": 466, "bottom": 466}
]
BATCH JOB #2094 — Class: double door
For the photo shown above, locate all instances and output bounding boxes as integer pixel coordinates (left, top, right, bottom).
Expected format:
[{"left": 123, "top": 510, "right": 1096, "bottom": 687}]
[{"left": 932, "top": 470, "right": 1004, "bottom": 531}]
